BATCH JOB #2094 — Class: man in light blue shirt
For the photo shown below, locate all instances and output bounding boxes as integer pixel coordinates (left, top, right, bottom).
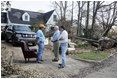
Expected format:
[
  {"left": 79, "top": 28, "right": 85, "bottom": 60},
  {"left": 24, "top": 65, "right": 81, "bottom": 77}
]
[
  {"left": 36, "top": 24, "right": 45, "bottom": 63},
  {"left": 52, "top": 26, "right": 60, "bottom": 62}
]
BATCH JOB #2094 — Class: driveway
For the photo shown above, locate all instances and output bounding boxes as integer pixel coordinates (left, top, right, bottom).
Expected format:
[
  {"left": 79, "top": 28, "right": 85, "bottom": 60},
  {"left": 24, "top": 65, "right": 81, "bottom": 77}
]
[
  {"left": 1, "top": 40, "right": 117, "bottom": 78},
  {"left": 1, "top": 40, "right": 90, "bottom": 78},
  {"left": 85, "top": 62, "right": 117, "bottom": 78}
]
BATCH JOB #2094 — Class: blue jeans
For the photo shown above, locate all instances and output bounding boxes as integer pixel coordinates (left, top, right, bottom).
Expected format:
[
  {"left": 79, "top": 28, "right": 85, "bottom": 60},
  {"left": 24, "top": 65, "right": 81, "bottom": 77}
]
[
  {"left": 61, "top": 43, "right": 68, "bottom": 67},
  {"left": 37, "top": 42, "right": 44, "bottom": 62}
]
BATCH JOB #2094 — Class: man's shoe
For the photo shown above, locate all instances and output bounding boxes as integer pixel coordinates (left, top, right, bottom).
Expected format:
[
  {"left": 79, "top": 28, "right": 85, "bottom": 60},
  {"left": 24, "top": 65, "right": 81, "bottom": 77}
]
[
  {"left": 52, "top": 59, "right": 58, "bottom": 62},
  {"left": 37, "top": 61, "right": 42, "bottom": 64},
  {"left": 58, "top": 65, "right": 64, "bottom": 69},
  {"left": 41, "top": 60, "right": 44, "bottom": 61}
]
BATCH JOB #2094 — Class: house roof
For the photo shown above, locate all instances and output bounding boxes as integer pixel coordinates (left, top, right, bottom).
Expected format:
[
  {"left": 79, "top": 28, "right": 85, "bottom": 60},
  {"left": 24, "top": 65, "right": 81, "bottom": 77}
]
[
  {"left": 7, "top": 8, "right": 55, "bottom": 25},
  {"left": 43, "top": 10, "right": 55, "bottom": 23}
]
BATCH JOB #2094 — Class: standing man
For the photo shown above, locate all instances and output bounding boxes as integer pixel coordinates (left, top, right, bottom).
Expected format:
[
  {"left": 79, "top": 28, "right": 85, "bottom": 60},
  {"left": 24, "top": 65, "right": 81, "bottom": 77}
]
[
  {"left": 35, "top": 24, "right": 45, "bottom": 63},
  {"left": 52, "top": 26, "right": 60, "bottom": 62},
  {"left": 58, "top": 26, "right": 68, "bottom": 68}
]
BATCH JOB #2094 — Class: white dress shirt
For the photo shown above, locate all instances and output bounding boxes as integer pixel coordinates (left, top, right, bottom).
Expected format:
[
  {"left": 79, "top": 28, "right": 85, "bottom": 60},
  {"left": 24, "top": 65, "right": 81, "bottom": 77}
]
[{"left": 59, "top": 30, "right": 68, "bottom": 43}]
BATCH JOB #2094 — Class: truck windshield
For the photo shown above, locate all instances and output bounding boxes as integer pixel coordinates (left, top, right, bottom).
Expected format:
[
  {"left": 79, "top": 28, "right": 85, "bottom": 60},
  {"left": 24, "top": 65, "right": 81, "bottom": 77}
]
[{"left": 14, "top": 26, "right": 32, "bottom": 31}]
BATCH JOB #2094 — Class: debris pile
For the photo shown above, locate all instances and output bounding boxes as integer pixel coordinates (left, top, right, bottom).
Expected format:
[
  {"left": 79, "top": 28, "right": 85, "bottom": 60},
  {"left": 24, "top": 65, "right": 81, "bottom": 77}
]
[
  {"left": 1, "top": 46, "right": 35, "bottom": 78},
  {"left": 67, "top": 39, "right": 76, "bottom": 55},
  {"left": 98, "top": 37, "right": 117, "bottom": 51}
]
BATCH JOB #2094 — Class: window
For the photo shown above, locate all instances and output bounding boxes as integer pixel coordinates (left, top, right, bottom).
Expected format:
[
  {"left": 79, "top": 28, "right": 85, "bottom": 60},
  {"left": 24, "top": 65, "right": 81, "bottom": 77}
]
[
  {"left": 22, "top": 12, "right": 30, "bottom": 21},
  {"left": 53, "top": 15, "right": 57, "bottom": 21},
  {"left": 25, "top": 15, "right": 28, "bottom": 21},
  {"left": 14, "top": 25, "right": 31, "bottom": 32}
]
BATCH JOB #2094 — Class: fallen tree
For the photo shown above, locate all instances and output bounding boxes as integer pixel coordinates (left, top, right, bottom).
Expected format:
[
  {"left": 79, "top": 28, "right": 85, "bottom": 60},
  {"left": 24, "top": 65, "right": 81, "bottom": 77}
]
[{"left": 76, "top": 36, "right": 117, "bottom": 51}]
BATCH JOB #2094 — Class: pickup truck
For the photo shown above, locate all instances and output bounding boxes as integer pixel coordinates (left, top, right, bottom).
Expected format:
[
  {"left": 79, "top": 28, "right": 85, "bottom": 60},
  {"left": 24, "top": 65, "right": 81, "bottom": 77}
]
[{"left": 5, "top": 25, "right": 36, "bottom": 46}]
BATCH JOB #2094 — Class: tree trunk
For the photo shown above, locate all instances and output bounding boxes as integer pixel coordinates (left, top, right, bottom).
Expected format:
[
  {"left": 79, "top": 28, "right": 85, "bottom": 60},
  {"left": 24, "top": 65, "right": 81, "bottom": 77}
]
[
  {"left": 85, "top": 1, "right": 90, "bottom": 37},
  {"left": 63, "top": 1, "right": 67, "bottom": 21},
  {"left": 77, "top": 1, "right": 81, "bottom": 36},
  {"left": 102, "top": 28, "right": 109, "bottom": 36},
  {"left": 71, "top": 1, "right": 74, "bottom": 27},
  {"left": 91, "top": 1, "right": 96, "bottom": 30},
  {"left": 60, "top": 1, "right": 63, "bottom": 24},
  {"left": 91, "top": 1, "right": 100, "bottom": 36},
  {"left": 102, "top": 1, "right": 117, "bottom": 37},
  {"left": 80, "top": 12, "right": 82, "bottom": 34}
]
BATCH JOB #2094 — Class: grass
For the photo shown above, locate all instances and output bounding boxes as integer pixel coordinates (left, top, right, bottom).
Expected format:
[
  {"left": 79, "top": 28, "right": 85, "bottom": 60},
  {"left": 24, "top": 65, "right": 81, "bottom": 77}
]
[
  {"left": 74, "top": 51, "right": 110, "bottom": 60},
  {"left": 75, "top": 44, "right": 90, "bottom": 48}
]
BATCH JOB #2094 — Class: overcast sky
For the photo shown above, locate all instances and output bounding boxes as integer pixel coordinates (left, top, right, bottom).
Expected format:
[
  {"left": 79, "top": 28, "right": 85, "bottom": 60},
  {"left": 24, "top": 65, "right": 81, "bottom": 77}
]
[
  {"left": 2, "top": 0, "right": 113, "bottom": 20},
  {"left": 11, "top": 1, "right": 54, "bottom": 12},
  {"left": 10, "top": 1, "right": 78, "bottom": 19}
]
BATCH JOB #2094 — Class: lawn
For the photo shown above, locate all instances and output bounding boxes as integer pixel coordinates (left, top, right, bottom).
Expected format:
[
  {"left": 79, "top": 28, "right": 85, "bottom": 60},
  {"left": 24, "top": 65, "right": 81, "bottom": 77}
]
[{"left": 74, "top": 51, "right": 110, "bottom": 60}]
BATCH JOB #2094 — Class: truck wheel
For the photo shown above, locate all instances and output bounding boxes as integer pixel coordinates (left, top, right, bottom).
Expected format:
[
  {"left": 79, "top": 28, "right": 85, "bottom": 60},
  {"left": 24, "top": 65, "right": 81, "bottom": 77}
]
[
  {"left": 32, "top": 43, "right": 36, "bottom": 46},
  {"left": 5, "top": 37, "right": 9, "bottom": 42},
  {"left": 12, "top": 38, "right": 16, "bottom": 46}
]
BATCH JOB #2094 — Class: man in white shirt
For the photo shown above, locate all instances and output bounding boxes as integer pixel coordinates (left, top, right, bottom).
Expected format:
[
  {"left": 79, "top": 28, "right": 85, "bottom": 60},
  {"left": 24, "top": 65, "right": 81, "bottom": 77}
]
[{"left": 58, "top": 26, "right": 68, "bottom": 68}]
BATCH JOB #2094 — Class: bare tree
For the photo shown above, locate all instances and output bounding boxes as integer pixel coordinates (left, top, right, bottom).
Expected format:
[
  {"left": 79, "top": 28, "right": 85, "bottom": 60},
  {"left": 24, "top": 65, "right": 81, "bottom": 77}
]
[
  {"left": 102, "top": 1, "right": 117, "bottom": 36},
  {"left": 53, "top": 1, "right": 63, "bottom": 21},
  {"left": 91, "top": 1, "right": 104, "bottom": 30},
  {"left": 77, "top": 1, "right": 80, "bottom": 36},
  {"left": 62, "top": 1, "right": 68, "bottom": 21},
  {"left": 77, "top": 1, "right": 86, "bottom": 36},
  {"left": 85, "top": 1, "right": 90, "bottom": 37},
  {"left": 96, "top": 1, "right": 117, "bottom": 36},
  {"left": 52, "top": 1, "right": 68, "bottom": 25},
  {"left": 71, "top": 1, "right": 74, "bottom": 26},
  {"left": 52, "top": 1, "right": 75, "bottom": 33},
  {"left": 79, "top": 1, "right": 86, "bottom": 32}
]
